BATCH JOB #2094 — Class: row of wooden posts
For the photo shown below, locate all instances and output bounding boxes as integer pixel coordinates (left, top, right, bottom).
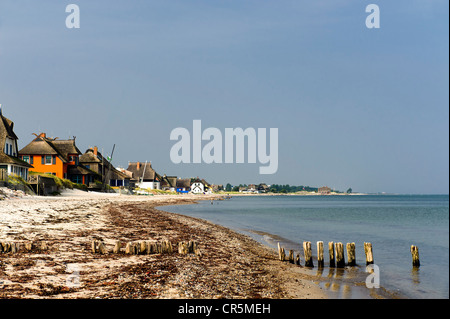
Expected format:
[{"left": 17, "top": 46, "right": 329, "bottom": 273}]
[
  {"left": 0, "top": 241, "right": 48, "bottom": 253},
  {"left": 91, "top": 239, "right": 201, "bottom": 257},
  {"left": 0, "top": 240, "right": 200, "bottom": 257},
  {"left": 277, "top": 241, "right": 420, "bottom": 268}
]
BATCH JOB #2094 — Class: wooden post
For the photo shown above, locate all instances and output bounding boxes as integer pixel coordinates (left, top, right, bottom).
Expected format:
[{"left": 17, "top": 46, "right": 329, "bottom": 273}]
[
  {"left": 411, "top": 245, "right": 420, "bottom": 267},
  {"left": 25, "top": 242, "right": 33, "bottom": 252},
  {"left": 296, "top": 253, "right": 301, "bottom": 265},
  {"left": 166, "top": 240, "right": 174, "bottom": 254},
  {"left": 317, "top": 241, "right": 324, "bottom": 268},
  {"left": 140, "top": 241, "right": 147, "bottom": 254},
  {"left": 303, "top": 241, "right": 314, "bottom": 267},
  {"left": 328, "top": 242, "right": 335, "bottom": 267},
  {"left": 125, "top": 242, "right": 133, "bottom": 254},
  {"left": 11, "top": 242, "right": 19, "bottom": 253},
  {"left": 288, "top": 250, "right": 294, "bottom": 264},
  {"left": 40, "top": 241, "right": 48, "bottom": 252},
  {"left": 149, "top": 242, "right": 157, "bottom": 254},
  {"left": 113, "top": 241, "right": 121, "bottom": 254},
  {"left": 178, "top": 241, "right": 189, "bottom": 255},
  {"left": 346, "top": 242, "right": 356, "bottom": 266},
  {"left": 364, "top": 242, "right": 374, "bottom": 265},
  {"left": 188, "top": 241, "right": 196, "bottom": 254},
  {"left": 277, "top": 243, "right": 286, "bottom": 261},
  {"left": 91, "top": 240, "right": 97, "bottom": 253},
  {"left": 98, "top": 242, "right": 106, "bottom": 254},
  {"left": 335, "top": 242, "right": 345, "bottom": 268}
]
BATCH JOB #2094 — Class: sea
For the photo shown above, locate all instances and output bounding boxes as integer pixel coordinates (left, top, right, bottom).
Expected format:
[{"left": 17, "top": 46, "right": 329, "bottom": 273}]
[{"left": 160, "top": 194, "right": 449, "bottom": 299}]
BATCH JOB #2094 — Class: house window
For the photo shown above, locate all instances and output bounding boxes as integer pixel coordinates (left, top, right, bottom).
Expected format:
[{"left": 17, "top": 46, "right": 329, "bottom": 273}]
[
  {"left": 70, "top": 175, "right": 83, "bottom": 184},
  {"left": 68, "top": 155, "right": 79, "bottom": 165},
  {"left": 23, "top": 156, "right": 30, "bottom": 163},
  {"left": 45, "top": 156, "right": 52, "bottom": 164}
]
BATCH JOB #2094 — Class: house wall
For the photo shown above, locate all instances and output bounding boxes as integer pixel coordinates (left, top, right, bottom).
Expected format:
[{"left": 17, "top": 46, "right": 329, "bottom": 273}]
[
  {"left": 4, "top": 137, "right": 18, "bottom": 157},
  {"left": 136, "top": 181, "right": 160, "bottom": 190},
  {"left": 5, "top": 164, "right": 28, "bottom": 180},
  {"left": 25, "top": 155, "right": 66, "bottom": 179}
]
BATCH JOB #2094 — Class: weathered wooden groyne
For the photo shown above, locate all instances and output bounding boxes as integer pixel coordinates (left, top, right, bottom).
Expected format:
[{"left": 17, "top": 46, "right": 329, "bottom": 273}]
[
  {"left": 0, "top": 239, "right": 201, "bottom": 257},
  {"left": 277, "top": 241, "right": 420, "bottom": 268}
]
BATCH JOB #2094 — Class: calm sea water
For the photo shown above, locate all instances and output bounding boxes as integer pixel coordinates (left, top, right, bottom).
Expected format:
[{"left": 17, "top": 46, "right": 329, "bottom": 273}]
[{"left": 160, "top": 195, "right": 449, "bottom": 299}]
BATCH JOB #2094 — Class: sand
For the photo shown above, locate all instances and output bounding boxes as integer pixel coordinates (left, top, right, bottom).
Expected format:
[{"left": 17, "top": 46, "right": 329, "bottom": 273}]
[{"left": 0, "top": 189, "right": 330, "bottom": 299}]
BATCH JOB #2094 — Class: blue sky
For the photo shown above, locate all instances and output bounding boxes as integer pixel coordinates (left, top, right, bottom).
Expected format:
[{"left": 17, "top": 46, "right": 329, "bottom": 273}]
[{"left": 0, "top": 0, "right": 448, "bottom": 193}]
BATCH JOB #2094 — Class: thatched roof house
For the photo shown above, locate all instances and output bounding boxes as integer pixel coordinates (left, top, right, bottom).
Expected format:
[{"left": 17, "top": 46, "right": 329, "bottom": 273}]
[
  {"left": 160, "top": 175, "right": 177, "bottom": 190},
  {"left": 19, "top": 133, "right": 100, "bottom": 185},
  {"left": 19, "top": 133, "right": 81, "bottom": 164},
  {"left": 126, "top": 161, "right": 158, "bottom": 183},
  {"left": 176, "top": 178, "right": 191, "bottom": 190},
  {"left": 0, "top": 108, "right": 33, "bottom": 180},
  {"left": 80, "top": 147, "right": 130, "bottom": 187}
]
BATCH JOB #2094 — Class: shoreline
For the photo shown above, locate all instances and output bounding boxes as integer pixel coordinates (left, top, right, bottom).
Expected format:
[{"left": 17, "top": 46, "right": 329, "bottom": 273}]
[
  {"left": 159, "top": 200, "right": 402, "bottom": 300},
  {"left": 0, "top": 191, "right": 327, "bottom": 299}
]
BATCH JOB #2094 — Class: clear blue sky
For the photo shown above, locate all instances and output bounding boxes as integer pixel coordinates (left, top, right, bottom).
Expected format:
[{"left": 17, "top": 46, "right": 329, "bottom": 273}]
[{"left": 0, "top": 0, "right": 448, "bottom": 194}]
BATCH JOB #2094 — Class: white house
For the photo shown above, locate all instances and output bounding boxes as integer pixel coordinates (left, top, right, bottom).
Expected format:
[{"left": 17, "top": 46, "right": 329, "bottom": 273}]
[
  {"left": 191, "top": 180, "right": 204, "bottom": 194},
  {"left": 0, "top": 106, "right": 33, "bottom": 180},
  {"left": 126, "top": 161, "right": 161, "bottom": 190}
]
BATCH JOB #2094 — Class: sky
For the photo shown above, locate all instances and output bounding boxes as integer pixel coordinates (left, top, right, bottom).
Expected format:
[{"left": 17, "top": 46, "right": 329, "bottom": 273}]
[{"left": 0, "top": 0, "right": 448, "bottom": 194}]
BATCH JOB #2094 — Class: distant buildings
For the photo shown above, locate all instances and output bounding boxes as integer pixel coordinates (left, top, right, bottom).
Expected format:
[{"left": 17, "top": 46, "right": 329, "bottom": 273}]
[
  {"left": 238, "top": 183, "right": 269, "bottom": 194},
  {"left": 318, "top": 186, "right": 331, "bottom": 194},
  {"left": 1, "top": 105, "right": 218, "bottom": 195}
]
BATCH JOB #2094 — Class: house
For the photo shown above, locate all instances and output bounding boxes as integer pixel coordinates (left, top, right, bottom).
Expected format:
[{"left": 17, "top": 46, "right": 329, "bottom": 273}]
[
  {"left": 160, "top": 175, "right": 177, "bottom": 191},
  {"left": 79, "top": 147, "right": 130, "bottom": 187},
  {"left": 318, "top": 186, "right": 332, "bottom": 194},
  {"left": 125, "top": 161, "right": 160, "bottom": 189},
  {"left": 19, "top": 133, "right": 99, "bottom": 185},
  {"left": 176, "top": 178, "right": 191, "bottom": 193},
  {"left": 0, "top": 107, "right": 33, "bottom": 180},
  {"left": 247, "top": 184, "right": 258, "bottom": 193},
  {"left": 191, "top": 179, "right": 204, "bottom": 194},
  {"left": 258, "top": 183, "right": 270, "bottom": 193},
  {"left": 19, "top": 133, "right": 81, "bottom": 179},
  {"left": 239, "top": 186, "right": 247, "bottom": 193},
  {"left": 200, "top": 179, "right": 211, "bottom": 193},
  {"left": 211, "top": 184, "right": 223, "bottom": 192}
]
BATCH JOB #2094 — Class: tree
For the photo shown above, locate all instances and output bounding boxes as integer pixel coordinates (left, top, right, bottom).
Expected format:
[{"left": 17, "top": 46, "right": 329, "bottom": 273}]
[
  {"left": 346, "top": 188, "right": 352, "bottom": 194},
  {"left": 225, "top": 183, "right": 232, "bottom": 192}
]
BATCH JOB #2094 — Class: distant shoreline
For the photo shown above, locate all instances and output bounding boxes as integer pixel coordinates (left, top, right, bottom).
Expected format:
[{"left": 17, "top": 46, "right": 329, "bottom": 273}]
[{"left": 219, "top": 192, "right": 368, "bottom": 196}]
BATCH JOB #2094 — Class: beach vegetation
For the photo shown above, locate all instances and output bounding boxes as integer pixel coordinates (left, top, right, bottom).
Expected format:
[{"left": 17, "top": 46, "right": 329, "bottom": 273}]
[
  {"left": 29, "top": 171, "right": 88, "bottom": 192},
  {"left": 4, "top": 173, "right": 35, "bottom": 194}
]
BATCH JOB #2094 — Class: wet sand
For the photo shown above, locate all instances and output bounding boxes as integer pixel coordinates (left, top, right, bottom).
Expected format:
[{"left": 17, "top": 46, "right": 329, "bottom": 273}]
[{"left": 0, "top": 190, "right": 328, "bottom": 299}]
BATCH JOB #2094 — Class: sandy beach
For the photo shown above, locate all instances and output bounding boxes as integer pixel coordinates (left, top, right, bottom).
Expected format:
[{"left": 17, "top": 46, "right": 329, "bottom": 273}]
[{"left": 0, "top": 189, "right": 328, "bottom": 299}]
